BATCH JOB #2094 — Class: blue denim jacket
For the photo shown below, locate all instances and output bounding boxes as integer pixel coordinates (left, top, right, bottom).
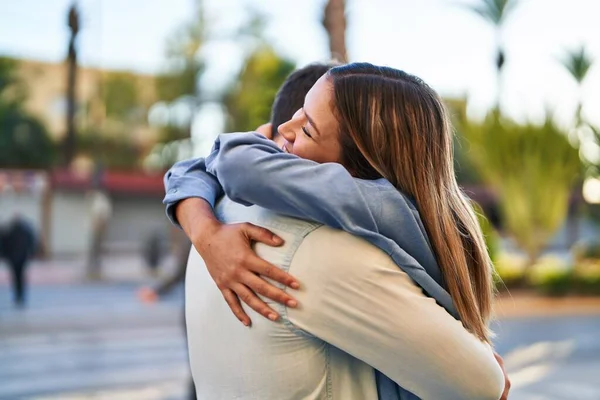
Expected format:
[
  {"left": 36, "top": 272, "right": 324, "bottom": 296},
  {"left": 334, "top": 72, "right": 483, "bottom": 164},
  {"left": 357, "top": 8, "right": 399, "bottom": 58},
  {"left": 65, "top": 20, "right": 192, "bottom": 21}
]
[{"left": 163, "top": 132, "right": 459, "bottom": 400}]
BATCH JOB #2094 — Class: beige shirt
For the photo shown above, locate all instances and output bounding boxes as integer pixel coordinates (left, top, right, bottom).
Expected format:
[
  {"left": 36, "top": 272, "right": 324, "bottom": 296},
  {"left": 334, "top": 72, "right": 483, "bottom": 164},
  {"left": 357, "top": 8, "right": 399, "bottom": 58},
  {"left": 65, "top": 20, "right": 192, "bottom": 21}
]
[{"left": 185, "top": 203, "right": 504, "bottom": 400}]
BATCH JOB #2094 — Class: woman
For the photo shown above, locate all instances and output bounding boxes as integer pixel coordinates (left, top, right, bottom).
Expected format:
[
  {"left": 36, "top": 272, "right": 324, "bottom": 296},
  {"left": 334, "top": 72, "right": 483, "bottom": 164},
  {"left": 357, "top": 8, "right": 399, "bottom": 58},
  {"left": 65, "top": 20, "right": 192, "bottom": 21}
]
[{"left": 165, "top": 63, "right": 506, "bottom": 399}]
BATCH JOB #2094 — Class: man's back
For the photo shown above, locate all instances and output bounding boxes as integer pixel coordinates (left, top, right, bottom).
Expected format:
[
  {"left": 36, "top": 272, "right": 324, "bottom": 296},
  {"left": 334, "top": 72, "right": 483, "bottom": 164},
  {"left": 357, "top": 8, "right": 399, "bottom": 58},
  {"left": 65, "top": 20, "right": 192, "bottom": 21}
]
[
  {"left": 185, "top": 199, "right": 504, "bottom": 400},
  {"left": 185, "top": 199, "right": 378, "bottom": 399}
]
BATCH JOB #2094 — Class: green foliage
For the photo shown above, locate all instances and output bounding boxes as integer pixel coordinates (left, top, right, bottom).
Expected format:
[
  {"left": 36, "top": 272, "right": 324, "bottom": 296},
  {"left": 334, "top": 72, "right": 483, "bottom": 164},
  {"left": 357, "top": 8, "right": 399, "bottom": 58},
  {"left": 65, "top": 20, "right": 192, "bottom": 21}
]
[
  {"left": 473, "top": 202, "right": 499, "bottom": 261},
  {"left": 155, "top": 2, "right": 205, "bottom": 104},
  {"left": 573, "top": 239, "right": 600, "bottom": 266},
  {"left": 102, "top": 72, "right": 140, "bottom": 120},
  {"left": 0, "top": 57, "right": 27, "bottom": 105},
  {"left": 0, "top": 57, "right": 55, "bottom": 169},
  {"left": 528, "top": 257, "right": 572, "bottom": 296},
  {"left": 0, "top": 105, "right": 56, "bottom": 168},
  {"left": 561, "top": 45, "right": 594, "bottom": 128},
  {"left": 156, "top": 67, "right": 199, "bottom": 103},
  {"left": 225, "top": 46, "right": 295, "bottom": 132},
  {"left": 573, "top": 261, "right": 600, "bottom": 295},
  {"left": 467, "top": 0, "right": 519, "bottom": 26},
  {"left": 561, "top": 46, "right": 594, "bottom": 85},
  {"left": 494, "top": 254, "right": 526, "bottom": 289},
  {"left": 454, "top": 134, "right": 484, "bottom": 185},
  {"left": 77, "top": 130, "right": 141, "bottom": 171},
  {"left": 158, "top": 124, "right": 190, "bottom": 144},
  {"left": 462, "top": 112, "right": 582, "bottom": 266}
]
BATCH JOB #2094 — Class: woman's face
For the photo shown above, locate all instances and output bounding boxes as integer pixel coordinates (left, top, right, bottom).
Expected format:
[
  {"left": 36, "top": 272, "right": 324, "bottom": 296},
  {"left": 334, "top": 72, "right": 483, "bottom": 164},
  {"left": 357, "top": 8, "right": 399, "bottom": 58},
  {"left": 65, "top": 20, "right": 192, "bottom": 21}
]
[{"left": 277, "top": 75, "right": 342, "bottom": 164}]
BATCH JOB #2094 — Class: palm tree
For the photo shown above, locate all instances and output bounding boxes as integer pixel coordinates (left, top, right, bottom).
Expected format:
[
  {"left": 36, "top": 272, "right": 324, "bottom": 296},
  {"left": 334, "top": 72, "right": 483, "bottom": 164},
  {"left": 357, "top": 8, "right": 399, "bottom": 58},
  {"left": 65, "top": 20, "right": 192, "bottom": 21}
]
[
  {"left": 322, "top": 0, "right": 348, "bottom": 62},
  {"left": 462, "top": 114, "right": 581, "bottom": 268},
  {"left": 561, "top": 46, "right": 593, "bottom": 128},
  {"left": 64, "top": 2, "right": 80, "bottom": 167},
  {"left": 467, "top": 0, "right": 518, "bottom": 110}
]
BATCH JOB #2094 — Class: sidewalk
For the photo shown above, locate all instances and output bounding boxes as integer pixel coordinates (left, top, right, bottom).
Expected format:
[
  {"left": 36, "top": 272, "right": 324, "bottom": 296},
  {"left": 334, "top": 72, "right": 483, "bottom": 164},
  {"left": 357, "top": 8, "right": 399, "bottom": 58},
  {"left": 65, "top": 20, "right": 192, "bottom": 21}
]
[
  {"left": 0, "top": 253, "right": 178, "bottom": 286},
  {"left": 3, "top": 257, "right": 600, "bottom": 319},
  {"left": 494, "top": 291, "right": 600, "bottom": 318}
]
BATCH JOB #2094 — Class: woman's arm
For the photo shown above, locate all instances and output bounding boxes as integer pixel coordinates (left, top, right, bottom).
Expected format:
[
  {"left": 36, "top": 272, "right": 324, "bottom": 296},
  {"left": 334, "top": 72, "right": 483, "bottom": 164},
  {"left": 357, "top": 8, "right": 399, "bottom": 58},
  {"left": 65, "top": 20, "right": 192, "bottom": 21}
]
[
  {"left": 205, "top": 132, "right": 381, "bottom": 233},
  {"left": 163, "top": 157, "right": 301, "bottom": 325},
  {"left": 163, "top": 157, "right": 223, "bottom": 227},
  {"left": 162, "top": 132, "right": 386, "bottom": 325}
]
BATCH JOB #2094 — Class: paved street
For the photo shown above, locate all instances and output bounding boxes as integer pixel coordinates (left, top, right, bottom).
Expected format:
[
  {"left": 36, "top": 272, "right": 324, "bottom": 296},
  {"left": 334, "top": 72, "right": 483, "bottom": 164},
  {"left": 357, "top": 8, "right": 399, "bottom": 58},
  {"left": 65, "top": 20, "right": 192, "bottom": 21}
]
[
  {"left": 493, "top": 315, "right": 600, "bottom": 399},
  {"left": 1, "top": 259, "right": 600, "bottom": 399},
  {"left": 0, "top": 283, "right": 190, "bottom": 400}
]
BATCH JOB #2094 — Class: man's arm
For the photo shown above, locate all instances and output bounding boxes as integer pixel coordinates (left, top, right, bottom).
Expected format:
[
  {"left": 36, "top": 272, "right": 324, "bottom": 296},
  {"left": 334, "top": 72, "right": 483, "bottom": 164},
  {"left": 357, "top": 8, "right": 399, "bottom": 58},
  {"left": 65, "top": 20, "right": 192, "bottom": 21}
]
[{"left": 287, "top": 227, "right": 505, "bottom": 400}]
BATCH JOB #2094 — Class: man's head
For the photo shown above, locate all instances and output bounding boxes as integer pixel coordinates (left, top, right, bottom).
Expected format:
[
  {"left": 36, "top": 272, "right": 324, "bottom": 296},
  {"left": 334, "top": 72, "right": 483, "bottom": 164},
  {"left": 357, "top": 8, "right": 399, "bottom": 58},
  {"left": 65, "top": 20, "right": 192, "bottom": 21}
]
[{"left": 270, "top": 62, "right": 338, "bottom": 140}]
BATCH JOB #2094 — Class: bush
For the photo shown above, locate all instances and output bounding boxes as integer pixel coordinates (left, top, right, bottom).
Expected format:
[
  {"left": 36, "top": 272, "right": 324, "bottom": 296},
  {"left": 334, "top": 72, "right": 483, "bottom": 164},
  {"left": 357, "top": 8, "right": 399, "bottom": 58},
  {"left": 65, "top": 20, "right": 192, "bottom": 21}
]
[
  {"left": 528, "top": 256, "right": 572, "bottom": 296},
  {"left": 572, "top": 261, "right": 600, "bottom": 295},
  {"left": 572, "top": 240, "right": 600, "bottom": 262},
  {"left": 494, "top": 254, "right": 526, "bottom": 290}
]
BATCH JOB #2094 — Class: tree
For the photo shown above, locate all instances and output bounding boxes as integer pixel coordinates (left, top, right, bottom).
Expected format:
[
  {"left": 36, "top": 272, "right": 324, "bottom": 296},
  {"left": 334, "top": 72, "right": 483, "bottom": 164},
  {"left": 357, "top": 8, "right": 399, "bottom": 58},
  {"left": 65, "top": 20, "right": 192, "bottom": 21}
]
[
  {"left": 561, "top": 46, "right": 593, "bottom": 128},
  {"left": 102, "top": 72, "right": 140, "bottom": 121},
  {"left": 0, "top": 57, "right": 55, "bottom": 169},
  {"left": 154, "top": 0, "right": 206, "bottom": 146},
  {"left": 63, "top": 2, "right": 80, "bottom": 167},
  {"left": 466, "top": 0, "right": 518, "bottom": 110},
  {"left": 462, "top": 113, "right": 581, "bottom": 267},
  {"left": 224, "top": 46, "right": 295, "bottom": 133},
  {"left": 322, "top": 0, "right": 348, "bottom": 62}
]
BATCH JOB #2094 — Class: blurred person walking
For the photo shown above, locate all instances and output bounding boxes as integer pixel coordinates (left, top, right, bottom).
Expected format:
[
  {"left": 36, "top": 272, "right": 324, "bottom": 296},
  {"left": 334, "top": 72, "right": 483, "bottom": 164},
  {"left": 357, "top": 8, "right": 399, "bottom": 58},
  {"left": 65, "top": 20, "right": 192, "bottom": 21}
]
[
  {"left": 86, "top": 189, "right": 112, "bottom": 280},
  {"left": 0, "top": 216, "right": 37, "bottom": 307}
]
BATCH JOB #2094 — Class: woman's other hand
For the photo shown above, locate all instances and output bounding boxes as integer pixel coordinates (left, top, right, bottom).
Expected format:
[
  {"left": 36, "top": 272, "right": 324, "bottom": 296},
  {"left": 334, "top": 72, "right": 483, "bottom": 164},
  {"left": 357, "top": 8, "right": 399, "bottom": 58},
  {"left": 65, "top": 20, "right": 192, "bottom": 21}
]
[
  {"left": 177, "top": 198, "right": 299, "bottom": 326},
  {"left": 255, "top": 122, "right": 273, "bottom": 139}
]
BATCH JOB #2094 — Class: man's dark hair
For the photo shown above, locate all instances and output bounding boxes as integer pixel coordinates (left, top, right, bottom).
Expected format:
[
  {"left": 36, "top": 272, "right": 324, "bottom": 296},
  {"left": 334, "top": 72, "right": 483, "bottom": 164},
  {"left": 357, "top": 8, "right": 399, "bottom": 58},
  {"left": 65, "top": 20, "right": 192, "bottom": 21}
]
[{"left": 270, "top": 62, "right": 339, "bottom": 137}]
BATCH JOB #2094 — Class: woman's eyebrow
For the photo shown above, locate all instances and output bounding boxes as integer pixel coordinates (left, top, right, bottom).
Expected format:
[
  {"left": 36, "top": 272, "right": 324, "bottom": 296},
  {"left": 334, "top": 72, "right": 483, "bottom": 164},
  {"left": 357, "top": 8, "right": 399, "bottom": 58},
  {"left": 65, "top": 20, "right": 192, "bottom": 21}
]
[{"left": 302, "top": 108, "right": 322, "bottom": 136}]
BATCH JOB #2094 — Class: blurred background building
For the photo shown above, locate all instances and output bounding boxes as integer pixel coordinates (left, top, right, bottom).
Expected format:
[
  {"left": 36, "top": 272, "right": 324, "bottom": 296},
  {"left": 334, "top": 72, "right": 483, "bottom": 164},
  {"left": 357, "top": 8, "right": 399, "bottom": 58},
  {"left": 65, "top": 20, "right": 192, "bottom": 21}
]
[{"left": 1, "top": 0, "right": 600, "bottom": 399}]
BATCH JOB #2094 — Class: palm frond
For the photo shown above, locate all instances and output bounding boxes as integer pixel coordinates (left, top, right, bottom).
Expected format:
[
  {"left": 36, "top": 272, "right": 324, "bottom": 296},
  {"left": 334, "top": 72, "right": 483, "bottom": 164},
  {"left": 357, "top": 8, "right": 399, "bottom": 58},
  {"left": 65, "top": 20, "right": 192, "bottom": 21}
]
[
  {"left": 466, "top": 0, "right": 518, "bottom": 26},
  {"left": 561, "top": 46, "right": 594, "bottom": 84}
]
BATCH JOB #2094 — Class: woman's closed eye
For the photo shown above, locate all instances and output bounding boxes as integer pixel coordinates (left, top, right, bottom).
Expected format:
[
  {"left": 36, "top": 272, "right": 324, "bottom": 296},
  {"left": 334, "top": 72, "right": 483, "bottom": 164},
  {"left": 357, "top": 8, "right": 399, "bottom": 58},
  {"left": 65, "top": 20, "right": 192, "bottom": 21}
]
[{"left": 302, "top": 126, "right": 313, "bottom": 138}]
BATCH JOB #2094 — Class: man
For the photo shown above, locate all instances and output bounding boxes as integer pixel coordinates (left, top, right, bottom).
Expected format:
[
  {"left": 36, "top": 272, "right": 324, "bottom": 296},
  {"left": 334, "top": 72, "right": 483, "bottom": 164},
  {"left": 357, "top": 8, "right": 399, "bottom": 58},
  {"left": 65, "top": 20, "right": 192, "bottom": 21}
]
[{"left": 164, "top": 63, "right": 509, "bottom": 399}]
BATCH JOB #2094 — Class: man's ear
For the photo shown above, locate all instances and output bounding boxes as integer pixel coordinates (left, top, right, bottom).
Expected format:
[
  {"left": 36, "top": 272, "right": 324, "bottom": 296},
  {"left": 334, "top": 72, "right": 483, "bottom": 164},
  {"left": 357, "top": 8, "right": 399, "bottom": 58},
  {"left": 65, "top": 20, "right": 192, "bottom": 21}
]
[{"left": 255, "top": 123, "right": 273, "bottom": 139}]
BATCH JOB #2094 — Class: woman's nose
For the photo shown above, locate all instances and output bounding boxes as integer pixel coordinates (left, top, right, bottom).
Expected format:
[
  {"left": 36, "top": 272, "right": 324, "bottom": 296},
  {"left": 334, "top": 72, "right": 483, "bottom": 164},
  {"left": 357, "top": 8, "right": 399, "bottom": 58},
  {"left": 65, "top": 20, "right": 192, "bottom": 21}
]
[{"left": 278, "top": 120, "right": 296, "bottom": 143}]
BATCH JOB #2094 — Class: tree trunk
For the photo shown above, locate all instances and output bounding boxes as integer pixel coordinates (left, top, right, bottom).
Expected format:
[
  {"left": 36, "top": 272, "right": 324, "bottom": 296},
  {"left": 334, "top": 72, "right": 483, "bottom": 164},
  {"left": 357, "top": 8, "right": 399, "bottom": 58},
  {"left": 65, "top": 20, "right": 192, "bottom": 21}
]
[
  {"left": 322, "top": 0, "right": 348, "bottom": 63},
  {"left": 64, "top": 4, "right": 79, "bottom": 167}
]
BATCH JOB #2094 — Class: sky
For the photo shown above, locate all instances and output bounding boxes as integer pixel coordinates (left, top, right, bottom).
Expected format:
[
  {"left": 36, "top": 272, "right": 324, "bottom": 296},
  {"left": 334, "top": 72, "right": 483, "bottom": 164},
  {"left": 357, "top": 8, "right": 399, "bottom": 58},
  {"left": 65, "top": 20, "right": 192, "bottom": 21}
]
[{"left": 0, "top": 0, "right": 599, "bottom": 139}]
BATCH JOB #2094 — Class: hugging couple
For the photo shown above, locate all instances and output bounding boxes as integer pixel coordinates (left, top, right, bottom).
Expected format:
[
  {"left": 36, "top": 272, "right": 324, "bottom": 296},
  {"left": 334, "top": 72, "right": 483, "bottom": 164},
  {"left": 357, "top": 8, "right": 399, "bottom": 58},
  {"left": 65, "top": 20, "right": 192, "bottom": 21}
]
[{"left": 163, "top": 62, "right": 510, "bottom": 400}]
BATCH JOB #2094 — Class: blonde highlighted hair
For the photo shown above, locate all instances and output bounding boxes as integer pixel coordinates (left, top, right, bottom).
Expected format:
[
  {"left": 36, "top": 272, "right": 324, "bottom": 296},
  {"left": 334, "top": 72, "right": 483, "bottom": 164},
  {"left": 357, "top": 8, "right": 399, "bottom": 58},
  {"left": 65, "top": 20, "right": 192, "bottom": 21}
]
[{"left": 328, "top": 63, "right": 494, "bottom": 341}]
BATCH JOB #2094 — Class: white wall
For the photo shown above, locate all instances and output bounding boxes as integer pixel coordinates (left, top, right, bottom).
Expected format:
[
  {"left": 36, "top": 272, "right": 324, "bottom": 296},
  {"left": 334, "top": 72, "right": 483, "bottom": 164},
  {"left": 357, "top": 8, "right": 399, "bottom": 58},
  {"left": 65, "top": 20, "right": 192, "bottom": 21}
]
[
  {"left": 0, "top": 191, "right": 42, "bottom": 231},
  {"left": 105, "top": 195, "right": 169, "bottom": 252},
  {"left": 49, "top": 191, "right": 92, "bottom": 255}
]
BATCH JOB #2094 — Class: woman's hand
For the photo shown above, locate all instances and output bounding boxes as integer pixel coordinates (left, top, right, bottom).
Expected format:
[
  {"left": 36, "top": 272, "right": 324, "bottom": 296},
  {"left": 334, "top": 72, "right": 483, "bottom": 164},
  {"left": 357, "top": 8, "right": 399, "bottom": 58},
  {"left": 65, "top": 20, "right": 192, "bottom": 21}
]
[
  {"left": 494, "top": 352, "right": 511, "bottom": 400},
  {"left": 255, "top": 122, "right": 273, "bottom": 139},
  {"left": 177, "top": 198, "right": 299, "bottom": 326}
]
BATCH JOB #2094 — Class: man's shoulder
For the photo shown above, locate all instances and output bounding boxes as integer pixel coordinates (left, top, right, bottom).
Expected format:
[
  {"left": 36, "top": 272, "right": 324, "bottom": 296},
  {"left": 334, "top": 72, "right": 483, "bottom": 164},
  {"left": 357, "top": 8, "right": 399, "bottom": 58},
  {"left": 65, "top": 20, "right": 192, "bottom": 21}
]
[
  {"left": 303, "top": 226, "right": 391, "bottom": 264},
  {"left": 215, "top": 197, "right": 321, "bottom": 237}
]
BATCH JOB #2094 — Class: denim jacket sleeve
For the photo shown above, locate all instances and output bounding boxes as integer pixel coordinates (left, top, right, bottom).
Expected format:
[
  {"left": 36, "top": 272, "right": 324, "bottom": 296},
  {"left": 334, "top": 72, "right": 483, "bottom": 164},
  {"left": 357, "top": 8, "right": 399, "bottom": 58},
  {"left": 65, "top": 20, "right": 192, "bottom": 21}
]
[
  {"left": 204, "top": 132, "right": 382, "bottom": 234},
  {"left": 163, "top": 157, "right": 224, "bottom": 227}
]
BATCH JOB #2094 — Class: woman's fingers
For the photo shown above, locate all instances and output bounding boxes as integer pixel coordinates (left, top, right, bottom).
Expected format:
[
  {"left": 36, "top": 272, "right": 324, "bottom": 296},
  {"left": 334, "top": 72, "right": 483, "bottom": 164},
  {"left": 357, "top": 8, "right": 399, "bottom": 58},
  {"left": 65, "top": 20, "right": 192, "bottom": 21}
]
[
  {"left": 249, "top": 254, "right": 300, "bottom": 289},
  {"left": 232, "top": 283, "right": 280, "bottom": 321},
  {"left": 221, "top": 288, "right": 251, "bottom": 327},
  {"left": 494, "top": 352, "right": 511, "bottom": 400},
  {"left": 243, "top": 272, "right": 297, "bottom": 308},
  {"left": 241, "top": 223, "right": 284, "bottom": 247}
]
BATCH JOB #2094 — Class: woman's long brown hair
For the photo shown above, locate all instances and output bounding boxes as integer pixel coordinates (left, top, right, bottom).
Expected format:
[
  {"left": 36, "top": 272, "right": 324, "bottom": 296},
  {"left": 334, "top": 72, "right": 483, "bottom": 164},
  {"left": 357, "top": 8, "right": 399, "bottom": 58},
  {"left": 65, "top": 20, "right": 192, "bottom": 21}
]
[{"left": 328, "top": 63, "right": 494, "bottom": 341}]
